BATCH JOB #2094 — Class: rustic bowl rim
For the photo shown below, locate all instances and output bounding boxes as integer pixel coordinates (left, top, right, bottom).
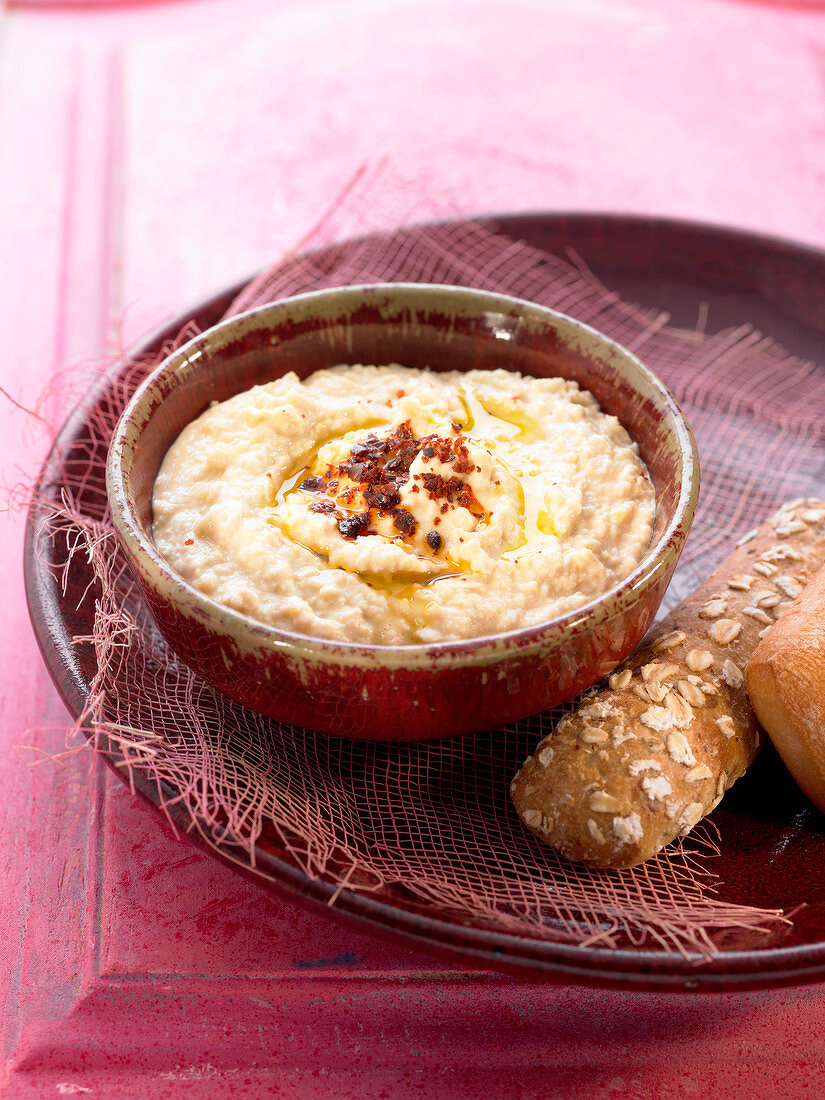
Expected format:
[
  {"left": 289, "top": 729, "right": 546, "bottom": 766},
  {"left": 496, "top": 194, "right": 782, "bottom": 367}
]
[{"left": 106, "top": 281, "right": 700, "bottom": 670}]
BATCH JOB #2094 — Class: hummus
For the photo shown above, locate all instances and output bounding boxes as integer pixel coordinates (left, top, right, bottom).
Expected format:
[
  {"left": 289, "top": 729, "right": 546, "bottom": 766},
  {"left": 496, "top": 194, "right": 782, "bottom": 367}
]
[{"left": 152, "top": 365, "right": 655, "bottom": 644}]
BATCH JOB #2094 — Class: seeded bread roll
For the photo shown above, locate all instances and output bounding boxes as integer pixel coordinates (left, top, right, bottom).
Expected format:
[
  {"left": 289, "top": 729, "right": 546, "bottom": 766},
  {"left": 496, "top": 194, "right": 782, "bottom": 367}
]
[
  {"left": 746, "top": 562, "right": 825, "bottom": 814},
  {"left": 510, "top": 499, "right": 825, "bottom": 869}
]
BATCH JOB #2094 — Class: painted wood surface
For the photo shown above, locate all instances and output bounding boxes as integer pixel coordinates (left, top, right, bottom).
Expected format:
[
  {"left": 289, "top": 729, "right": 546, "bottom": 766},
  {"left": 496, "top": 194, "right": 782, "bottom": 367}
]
[{"left": 4, "top": 0, "right": 825, "bottom": 1095}]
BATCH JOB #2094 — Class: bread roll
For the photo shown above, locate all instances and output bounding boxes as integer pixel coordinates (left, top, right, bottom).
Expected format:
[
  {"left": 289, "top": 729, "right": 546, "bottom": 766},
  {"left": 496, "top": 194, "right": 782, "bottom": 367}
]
[
  {"left": 510, "top": 499, "right": 825, "bottom": 868},
  {"left": 746, "top": 559, "right": 825, "bottom": 813}
]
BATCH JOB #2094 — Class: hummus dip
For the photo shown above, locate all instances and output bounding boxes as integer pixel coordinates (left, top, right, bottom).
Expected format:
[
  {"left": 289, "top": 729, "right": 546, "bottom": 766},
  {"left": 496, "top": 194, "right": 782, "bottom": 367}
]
[{"left": 152, "top": 365, "right": 655, "bottom": 645}]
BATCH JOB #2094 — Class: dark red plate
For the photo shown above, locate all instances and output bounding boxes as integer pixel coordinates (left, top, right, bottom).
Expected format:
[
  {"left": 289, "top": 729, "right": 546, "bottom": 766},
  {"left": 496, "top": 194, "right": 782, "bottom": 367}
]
[{"left": 24, "top": 213, "right": 825, "bottom": 992}]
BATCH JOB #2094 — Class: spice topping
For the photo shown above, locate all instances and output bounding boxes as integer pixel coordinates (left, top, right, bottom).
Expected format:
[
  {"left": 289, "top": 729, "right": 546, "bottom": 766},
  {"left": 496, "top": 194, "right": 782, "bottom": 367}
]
[{"left": 296, "top": 420, "right": 487, "bottom": 555}]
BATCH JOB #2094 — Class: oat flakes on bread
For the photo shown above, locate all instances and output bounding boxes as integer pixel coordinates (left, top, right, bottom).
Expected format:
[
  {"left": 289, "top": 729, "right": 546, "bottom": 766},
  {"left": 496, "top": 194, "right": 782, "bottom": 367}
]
[
  {"left": 746, "top": 557, "right": 825, "bottom": 815},
  {"left": 510, "top": 499, "right": 825, "bottom": 869}
]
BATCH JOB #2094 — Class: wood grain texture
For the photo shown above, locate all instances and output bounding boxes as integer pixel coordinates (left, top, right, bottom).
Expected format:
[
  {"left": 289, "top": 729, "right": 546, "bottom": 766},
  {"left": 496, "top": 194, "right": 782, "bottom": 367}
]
[{"left": 5, "top": 0, "right": 825, "bottom": 1095}]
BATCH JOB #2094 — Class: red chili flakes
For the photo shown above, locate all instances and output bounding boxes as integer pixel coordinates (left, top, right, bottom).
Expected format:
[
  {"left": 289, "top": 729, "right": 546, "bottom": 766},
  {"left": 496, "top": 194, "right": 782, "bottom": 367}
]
[
  {"left": 452, "top": 450, "right": 475, "bottom": 475},
  {"left": 337, "top": 512, "right": 370, "bottom": 539},
  {"left": 297, "top": 421, "right": 486, "bottom": 544},
  {"left": 426, "top": 530, "right": 443, "bottom": 553},
  {"left": 364, "top": 482, "right": 401, "bottom": 509},
  {"left": 419, "top": 433, "right": 459, "bottom": 465},
  {"left": 184, "top": 538, "right": 194, "bottom": 546},
  {"left": 391, "top": 507, "right": 417, "bottom": 535},
  {"left": 299, "top": 475, "right": 327, "bottom": 493},
  {"left": 420, "top": 470, "right": 485, "bottom": 518},
  {"left": 420, "top": 471, "right": 445, "bottom": 497},
  {"left": 457, "top": 487, "right": 475, "bottom": 510}
]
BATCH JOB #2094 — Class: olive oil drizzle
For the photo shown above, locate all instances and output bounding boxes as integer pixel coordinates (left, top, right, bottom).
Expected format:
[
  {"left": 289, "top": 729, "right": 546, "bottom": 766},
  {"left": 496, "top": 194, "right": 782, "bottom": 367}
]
[
  {"left": 267, "top": 384, "right": 556, "bottom": 593},
  {"left": 456, "top": 384, "right": 554, "bottom": 561}
]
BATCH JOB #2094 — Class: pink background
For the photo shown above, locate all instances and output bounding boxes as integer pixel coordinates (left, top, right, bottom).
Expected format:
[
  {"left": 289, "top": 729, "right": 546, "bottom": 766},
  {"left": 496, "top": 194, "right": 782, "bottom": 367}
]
[{"left": 4, "top": 0, "right": 825, "bottom": 1095}]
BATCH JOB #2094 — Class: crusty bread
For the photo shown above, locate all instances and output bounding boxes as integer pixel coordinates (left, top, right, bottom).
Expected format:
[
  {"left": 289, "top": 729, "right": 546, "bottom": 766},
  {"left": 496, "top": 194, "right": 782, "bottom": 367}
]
[
  {"left": 746, "top": 560, "right": 825, "bottom": 814},
  {"left": 510, "top": 499, "right": 825, "bottom": 868}
]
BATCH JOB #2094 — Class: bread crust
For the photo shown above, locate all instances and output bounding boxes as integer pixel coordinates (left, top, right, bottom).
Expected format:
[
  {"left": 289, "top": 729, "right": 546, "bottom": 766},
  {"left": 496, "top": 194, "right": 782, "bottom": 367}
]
[
  {"left": 746, "top": 558, "right": 825, "bottom": 813},
  {"left": 510, "top": 500, "right": 825, "bottom": 868}
]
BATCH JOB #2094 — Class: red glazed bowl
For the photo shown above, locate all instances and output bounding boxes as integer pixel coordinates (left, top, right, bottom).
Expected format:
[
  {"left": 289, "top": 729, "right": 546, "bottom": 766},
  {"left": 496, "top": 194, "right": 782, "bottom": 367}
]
[{"left": 106, "top": 283, "right": 699, "bottom": 740}]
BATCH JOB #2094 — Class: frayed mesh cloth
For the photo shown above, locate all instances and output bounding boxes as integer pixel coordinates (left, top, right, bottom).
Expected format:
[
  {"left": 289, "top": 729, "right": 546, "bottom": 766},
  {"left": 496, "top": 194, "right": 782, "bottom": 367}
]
[{"left": 34, "top": 178, "right": 825, "bottom": 960}]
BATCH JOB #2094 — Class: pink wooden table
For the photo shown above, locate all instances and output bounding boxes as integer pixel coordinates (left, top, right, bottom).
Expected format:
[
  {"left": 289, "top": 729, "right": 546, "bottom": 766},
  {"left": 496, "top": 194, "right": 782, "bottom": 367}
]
[{"left": 5, "top": 0, "right": 825, "bottom": 1095}]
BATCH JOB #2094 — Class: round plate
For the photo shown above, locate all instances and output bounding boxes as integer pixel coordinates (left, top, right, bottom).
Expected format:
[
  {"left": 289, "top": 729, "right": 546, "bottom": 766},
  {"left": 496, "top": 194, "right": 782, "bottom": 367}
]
[{"left": 24, "top": 213, "right": 825, "bottom": 992}]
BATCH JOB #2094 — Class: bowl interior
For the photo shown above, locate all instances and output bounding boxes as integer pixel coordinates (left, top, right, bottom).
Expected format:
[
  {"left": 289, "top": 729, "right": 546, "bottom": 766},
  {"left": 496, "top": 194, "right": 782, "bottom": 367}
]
[{"left": 118, "top": 285, "right": 693, "bottom": 610}]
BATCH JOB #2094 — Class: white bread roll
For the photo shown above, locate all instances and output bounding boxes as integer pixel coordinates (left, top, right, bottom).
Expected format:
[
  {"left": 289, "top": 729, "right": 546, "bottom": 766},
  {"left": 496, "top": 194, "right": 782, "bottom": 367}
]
[{"left": 746, "top": 557, "right": 825, "bottom": 813}]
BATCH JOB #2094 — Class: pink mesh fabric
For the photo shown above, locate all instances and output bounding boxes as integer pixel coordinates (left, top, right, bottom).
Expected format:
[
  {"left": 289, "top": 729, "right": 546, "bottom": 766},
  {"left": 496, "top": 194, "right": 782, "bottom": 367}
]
[{"left": 38, "top": 181, "right": 825, "bottom": 958}]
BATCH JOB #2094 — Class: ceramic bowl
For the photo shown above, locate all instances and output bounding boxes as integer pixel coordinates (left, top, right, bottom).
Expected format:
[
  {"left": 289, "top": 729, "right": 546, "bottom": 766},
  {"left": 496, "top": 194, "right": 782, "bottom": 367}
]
[{"left": 106, "top": 283, "right": 699, "bottom": 740}]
